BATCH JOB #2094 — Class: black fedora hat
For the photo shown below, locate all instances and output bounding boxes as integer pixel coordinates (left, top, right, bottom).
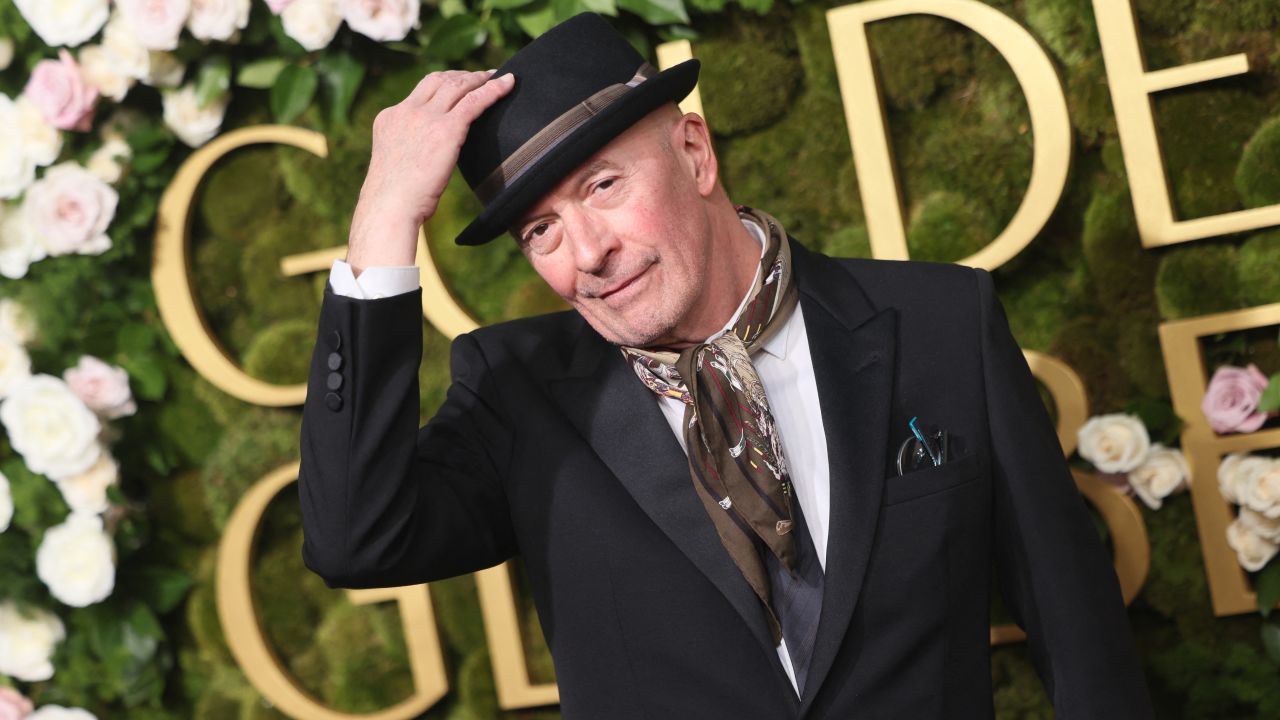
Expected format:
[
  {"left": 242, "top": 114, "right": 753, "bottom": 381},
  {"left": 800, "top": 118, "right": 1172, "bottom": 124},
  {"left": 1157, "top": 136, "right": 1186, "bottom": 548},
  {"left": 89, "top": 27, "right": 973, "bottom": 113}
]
[{"left": 454, "top": 11, "right": 700, "bottom": 246}]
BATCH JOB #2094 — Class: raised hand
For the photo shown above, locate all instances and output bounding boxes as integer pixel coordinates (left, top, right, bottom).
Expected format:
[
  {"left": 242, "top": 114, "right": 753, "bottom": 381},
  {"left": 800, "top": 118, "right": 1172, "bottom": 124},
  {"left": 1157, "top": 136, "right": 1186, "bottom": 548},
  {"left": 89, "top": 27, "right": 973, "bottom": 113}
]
[{"left": 346, "top": 69, "right": 516, "bottom": 275}]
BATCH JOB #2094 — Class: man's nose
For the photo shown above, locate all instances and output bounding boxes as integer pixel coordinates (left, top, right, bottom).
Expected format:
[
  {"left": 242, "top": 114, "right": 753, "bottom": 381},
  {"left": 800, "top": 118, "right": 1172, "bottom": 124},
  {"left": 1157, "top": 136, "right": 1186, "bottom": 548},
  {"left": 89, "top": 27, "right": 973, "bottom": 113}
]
[{"left": 564, "top": 206, "right": 616, "bottom": 275}]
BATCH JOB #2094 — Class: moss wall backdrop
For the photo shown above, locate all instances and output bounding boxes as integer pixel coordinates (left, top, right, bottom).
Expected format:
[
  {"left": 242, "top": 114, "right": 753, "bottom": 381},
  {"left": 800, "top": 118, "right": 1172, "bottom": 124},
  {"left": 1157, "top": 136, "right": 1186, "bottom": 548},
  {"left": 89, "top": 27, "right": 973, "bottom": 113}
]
[{"left": 2, "top": 0, "right": 1280, "bottom": 717}]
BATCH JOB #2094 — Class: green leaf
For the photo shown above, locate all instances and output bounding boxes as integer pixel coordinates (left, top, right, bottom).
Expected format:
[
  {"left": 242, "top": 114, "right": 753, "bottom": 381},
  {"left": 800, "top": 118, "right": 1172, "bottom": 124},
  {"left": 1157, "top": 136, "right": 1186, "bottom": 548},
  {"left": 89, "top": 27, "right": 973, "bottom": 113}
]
[
  {"left": 120, "top": 566, "right": 194, "bottom": 615},
  {"left": 1263, "top": 621, "right": 1280, "bottom": 665},
  {"left": 194, "top": 56, "right": 231, "bottom": 110},
  {"left": 616, "top": 0, "right": 688, "bottom": 25},
  {"left": 441, "top": 0, "right": 469, "bottom": 15},
  {"left": 580, "top": 0, "right": 618, "bottom": 14},
  {"left": 426, "top": 13, "right": 488, "bottom": 61},
  {"left": 516, "top": 3, "right": 557, "bottom": 37},
  {"left": 119, "top": 354, "right": 166, "bottom": 401},
  {"left": 236, "top": 58, "right": 288, "bottom": 89},
  {"left": 317, "top": 52, "right": 366, "bottom": 129},
  {"left": 270, "top": 64, "right": 319, "bottom": 124},
  {"left": 1259, "top": 373, "right": 1280, "bottom": 413},
  {"left": 1258, "top": 559, "right": 1280, "bottom": 617},
  {"left": 486, "top": 0, "right": 538, "bottom": 9}
]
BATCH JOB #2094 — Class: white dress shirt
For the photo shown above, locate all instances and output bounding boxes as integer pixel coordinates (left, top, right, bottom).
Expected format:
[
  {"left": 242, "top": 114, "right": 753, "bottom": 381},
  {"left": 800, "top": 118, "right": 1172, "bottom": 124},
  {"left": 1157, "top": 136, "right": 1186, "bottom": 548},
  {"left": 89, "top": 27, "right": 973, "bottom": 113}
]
[{"left": 327, "top": 216, "right": 829, "bottom": 696}]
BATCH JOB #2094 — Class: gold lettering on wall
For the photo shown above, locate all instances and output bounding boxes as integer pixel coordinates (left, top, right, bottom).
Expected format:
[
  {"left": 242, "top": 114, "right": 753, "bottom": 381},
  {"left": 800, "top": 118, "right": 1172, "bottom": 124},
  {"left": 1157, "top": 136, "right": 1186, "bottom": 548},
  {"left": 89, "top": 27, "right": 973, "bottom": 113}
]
[
  {"left": 990, "top": 351, "right": 1151, "bottom": 645},
  {"left": 825, "top": 0, "right": 1071, "bottom": 270},
  {"left": 1093, "top": 0, "right": 1280, "bottom": 247},
  {"left": 153, "top": 126, "right": 325, "bottom": 406},
  {"left": 1159, "top": 303, "right": 1280, "bottom": 615},
  {"left": 217, "top": 462, "right": 449, "bottom": 719}
]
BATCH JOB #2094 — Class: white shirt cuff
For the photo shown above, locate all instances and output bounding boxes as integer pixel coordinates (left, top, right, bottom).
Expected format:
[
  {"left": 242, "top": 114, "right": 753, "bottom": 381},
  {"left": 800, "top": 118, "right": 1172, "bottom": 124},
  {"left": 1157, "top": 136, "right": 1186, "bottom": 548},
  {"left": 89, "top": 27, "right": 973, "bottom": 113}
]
[{"left": 328, "top": 259, "right": 420, "bottom": 299}]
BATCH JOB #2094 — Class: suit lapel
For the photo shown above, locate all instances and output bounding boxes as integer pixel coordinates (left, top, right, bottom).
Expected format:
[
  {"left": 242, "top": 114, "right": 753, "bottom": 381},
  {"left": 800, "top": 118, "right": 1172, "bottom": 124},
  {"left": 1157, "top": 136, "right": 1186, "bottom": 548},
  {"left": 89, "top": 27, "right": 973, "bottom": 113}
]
[
  {"left": 789, "top": 242, "right": 898, "bottom": 710},
  {"left": 548, "top": 326, "right": 790, "bottom": 685}
]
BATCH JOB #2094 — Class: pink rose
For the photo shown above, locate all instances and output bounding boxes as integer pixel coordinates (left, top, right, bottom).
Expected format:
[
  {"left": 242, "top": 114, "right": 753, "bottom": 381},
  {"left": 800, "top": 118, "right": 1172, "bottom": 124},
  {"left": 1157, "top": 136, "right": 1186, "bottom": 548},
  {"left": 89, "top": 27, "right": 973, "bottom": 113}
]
[
  {"left": 264, "top": 0, "right": 296, "bottom": 13},
  {"left": 1202, "top": 363, "right": 1274, "bottom": 433},
  {"left": 23, "top": 49, "right": 99, "bottom": 132},
  {"left": 0, "top": 687, "right": 34, "bottom": 720},
  {"left": 339, "top": 0, "right": 419, "bottom": 42},
  {"left": 63, "top": 355, "right": 137, "bottom": 419}
]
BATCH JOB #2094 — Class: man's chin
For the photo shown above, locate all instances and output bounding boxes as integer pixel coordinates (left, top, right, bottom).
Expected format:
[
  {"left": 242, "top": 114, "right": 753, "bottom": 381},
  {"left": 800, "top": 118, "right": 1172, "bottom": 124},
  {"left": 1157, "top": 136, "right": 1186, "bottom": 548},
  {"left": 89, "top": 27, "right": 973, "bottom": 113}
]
[{"left": 573, "top": 305, "right": 673, "bottom": 348}]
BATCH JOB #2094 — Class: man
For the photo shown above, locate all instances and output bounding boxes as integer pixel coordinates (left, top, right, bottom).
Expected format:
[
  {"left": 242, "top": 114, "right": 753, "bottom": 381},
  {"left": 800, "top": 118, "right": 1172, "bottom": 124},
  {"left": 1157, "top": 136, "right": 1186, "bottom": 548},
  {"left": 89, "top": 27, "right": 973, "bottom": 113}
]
[{"left": 298, "top": 11, "right": 1154, "bottom": 718}]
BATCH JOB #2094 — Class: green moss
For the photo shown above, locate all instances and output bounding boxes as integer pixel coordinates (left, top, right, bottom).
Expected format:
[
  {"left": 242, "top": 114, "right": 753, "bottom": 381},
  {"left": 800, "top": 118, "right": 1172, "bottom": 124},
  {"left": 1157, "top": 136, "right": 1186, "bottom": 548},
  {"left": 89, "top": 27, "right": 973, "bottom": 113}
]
[
  {"left": 697, "top": 13, "right": 803, "bottom": 135},
  {"left": 866, "top": 16, "right": 972, "bottom": 112},
  {"left": 905, "top": 190, "right": 997, "bottom": 263},
  {"left": 314, "top": 602, "right": 415, "bottom": 712},
  {"left": 1081, "top": 184, "right": 1158, "bottom": 314},
  {"left": 243, "top": 319, "right": 317, "bottom": 385},
  {"left": 456, "top": 647, "right": 500, "bottom": 718},
  {"left": 1024, "top": 0, "right": 1099, "bottom": 69},
  {"left": 156, "top": 369, "right": 224, "bottom": 468},
  {"left": 149, "top": 469, "right": 219, "bottom": 545},
  {"left": 253, "top": 527, "right": 341, "bottom": 677},
  {"left": 1066, "top": 57, "right": 1116, "bottom": 146},
  {"left": 1237, "top": 230, "right": 1280, "bottom": 306},
  {"left": 822, "top": 223, "right": 871, "bottom": 259},
  {"left": 197, "top": 146, "right": 287, "bottom": 242},
  {"left": 1154, "top": 242, "right": 1241, "bottom": 320},
  {"left": 200, "top": 407, "right": 302, "bottom": 531},
  {"left": 1235, "top": 116, "right": 1280, "bottom": 209},
  {"left": 1152, "top": 87, "right": 1268, "bottom": 220},
  {"left": 430, "top": 574, "right": 488, "bottom": 656}
]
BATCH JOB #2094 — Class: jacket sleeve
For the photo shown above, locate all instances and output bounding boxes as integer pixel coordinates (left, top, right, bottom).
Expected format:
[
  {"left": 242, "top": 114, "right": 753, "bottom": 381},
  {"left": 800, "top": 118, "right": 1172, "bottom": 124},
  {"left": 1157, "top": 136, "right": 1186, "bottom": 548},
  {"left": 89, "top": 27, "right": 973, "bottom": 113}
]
[
  {"left": 974, "top": 267, "right": 1154, "bottom": 718},
  {"left": 297, "top": 281, "right": 517, "bottom": 588}
]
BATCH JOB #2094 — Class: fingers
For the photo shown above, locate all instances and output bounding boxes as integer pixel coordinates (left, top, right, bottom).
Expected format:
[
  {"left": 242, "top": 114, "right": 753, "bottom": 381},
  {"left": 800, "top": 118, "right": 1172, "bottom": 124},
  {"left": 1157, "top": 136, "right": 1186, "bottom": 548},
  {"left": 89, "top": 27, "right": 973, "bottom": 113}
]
[
  {"left": 448, "top": 72, "right": 516, "bottom": 123},
  {"left": 426, "top": 69, "right": 504, "bottom": 112}
]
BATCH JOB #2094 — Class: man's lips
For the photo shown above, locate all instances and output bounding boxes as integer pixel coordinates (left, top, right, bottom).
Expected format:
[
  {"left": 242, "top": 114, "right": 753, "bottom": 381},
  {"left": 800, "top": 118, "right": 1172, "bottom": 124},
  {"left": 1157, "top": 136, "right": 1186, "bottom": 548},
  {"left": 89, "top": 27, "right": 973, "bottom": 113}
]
[{"left": 596, "top": 262, "right": 654, "bottom": 300}]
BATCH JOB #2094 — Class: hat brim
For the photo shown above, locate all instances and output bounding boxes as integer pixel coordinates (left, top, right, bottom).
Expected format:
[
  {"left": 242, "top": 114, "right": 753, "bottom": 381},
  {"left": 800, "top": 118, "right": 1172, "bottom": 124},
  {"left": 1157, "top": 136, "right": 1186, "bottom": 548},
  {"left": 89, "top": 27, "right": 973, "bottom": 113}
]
[{"left": 454, "top": 58, "right": 701, "bottom": 246}]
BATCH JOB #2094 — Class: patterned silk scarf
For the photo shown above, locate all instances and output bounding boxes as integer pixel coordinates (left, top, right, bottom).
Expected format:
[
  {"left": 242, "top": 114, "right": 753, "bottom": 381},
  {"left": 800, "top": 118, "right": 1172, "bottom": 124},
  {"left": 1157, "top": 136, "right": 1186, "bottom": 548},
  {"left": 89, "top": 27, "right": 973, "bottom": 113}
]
[{"left": 620, "top": 205, "right": 801, "bottom": 644}]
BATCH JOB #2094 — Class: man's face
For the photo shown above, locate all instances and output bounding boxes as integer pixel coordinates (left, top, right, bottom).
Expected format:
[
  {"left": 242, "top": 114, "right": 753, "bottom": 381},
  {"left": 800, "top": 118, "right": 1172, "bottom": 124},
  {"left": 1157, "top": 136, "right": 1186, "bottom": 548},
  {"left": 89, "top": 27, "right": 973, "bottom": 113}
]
[{"left": 509, "top": 105, "right": 719, "bottom": 348}]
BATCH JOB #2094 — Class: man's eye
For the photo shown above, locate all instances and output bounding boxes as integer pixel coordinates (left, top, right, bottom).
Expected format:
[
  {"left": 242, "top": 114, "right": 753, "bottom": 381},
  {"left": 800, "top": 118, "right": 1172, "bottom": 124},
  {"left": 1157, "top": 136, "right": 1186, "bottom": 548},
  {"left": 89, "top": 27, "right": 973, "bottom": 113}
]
[
  {"left": 594, "top": 178, "right": 615, "bottom": 192},
  {"left": 523, "top": 223, "right": 548, "bottom": 243}
]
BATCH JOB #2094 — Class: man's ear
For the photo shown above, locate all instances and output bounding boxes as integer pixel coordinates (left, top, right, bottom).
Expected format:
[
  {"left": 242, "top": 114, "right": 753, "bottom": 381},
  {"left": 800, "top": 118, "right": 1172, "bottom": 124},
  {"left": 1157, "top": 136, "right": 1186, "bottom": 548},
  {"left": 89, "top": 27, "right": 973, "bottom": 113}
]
[{"left": 672, "top": 110, "right": 719, "bottom": 198}]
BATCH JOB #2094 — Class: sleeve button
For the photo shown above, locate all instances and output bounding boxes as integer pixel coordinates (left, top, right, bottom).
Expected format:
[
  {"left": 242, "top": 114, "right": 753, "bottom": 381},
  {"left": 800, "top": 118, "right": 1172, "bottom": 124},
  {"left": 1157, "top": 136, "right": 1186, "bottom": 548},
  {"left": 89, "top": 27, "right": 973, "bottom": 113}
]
[
  {"left": 326, "top": 372, "right": 343, "bottom": 390},
  {"left": 324, "top": 392, "right": 342, "bottom": 411},
  {"left": 327, "top": 329, "right": 342, "bottom": 350},
  {"left": 327, "top": 352, "right": 342, "bottom": 370}
]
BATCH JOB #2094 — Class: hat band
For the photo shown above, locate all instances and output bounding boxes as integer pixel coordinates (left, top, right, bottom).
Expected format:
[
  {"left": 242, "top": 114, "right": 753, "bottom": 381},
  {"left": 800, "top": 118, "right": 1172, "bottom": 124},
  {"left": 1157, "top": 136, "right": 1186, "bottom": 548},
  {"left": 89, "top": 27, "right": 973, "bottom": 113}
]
[{"left": 475, "top": 61, "right": 660, "bottom": 207}]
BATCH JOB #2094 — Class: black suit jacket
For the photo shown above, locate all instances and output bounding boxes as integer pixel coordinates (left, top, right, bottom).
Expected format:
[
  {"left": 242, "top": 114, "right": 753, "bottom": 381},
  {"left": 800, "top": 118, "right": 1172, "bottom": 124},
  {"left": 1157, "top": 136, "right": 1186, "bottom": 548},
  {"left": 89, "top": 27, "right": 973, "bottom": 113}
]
[{"left": 298, "top": 240, "right": 1154, "bottom": 718}]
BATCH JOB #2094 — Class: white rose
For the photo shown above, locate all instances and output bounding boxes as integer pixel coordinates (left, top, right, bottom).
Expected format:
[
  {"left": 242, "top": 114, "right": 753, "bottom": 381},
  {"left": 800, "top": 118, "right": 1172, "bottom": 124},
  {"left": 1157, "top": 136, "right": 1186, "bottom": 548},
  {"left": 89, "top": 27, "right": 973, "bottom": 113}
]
[
  {"left": 22, "top": 161, "right": 117, "bottom": 257},
  {"left": 0, "top": 469, "right": 12, "bottom": 532},
  {"left": 162, "top": 83, "right": 228, "bottom": 148},
  {"left": 0, "top": 600, "right": 65, "bottom": 682},
  {"left": 100, "top": 11, "right": 150, "bottom": 80},
  {"left": 1226, "top": 515, "right": 1280, "bottom": 572},
  {"left": 13, "top": 0, "right": 110, "bottom": 48},
  {"left": 1125, "top": 443, "right": 1189, "bottom": 510},
  {"left": 338, "top": 0, "right": 419, "bottom": 42},
  {"left": 37, "top": 512, "right": 116, "bottom": 607},
  {"left": 54, "top": 448, "right": 117, "bottom": 514},
  {"left": 282, "top": 0, "right": 343, "bottom": 51},
  {"left": 0, "top": 95, "right": 36, "bottom": 200},
  {"left": 1076, "top": 412, "right": 1151, "bottom": 474},
  {"left": 77, "top": 45, "right": 135, "bottom": 103},
  {"left": 0, "top": 201, "right": 46, "bottom": 279},
  {"left": 187, "top": 0, "right": 251, "bottom": 42},
  {"left": 1239, "top": 457, "right": 1280, "bottom": 519},
  {"left": 63, "top": 355, "right": 136, "bottom": 419},
  {"left": 0, "top": 332, "right": 33, "bottom": 400},
  {"left": 1238, "top": 506, "right": 1280, "bottom": 543},
  {"left": 0, "top": 297, "right": 36, "bottom": 346},
  {"left": 16, "top": 95, "right": 64, "bottom": 168},
  {"left": 117, "top": 0, "right": 192, "bottom": 51},
  {"left": 30, "top": 707, "right": 97, "bottom": 720},
  {"left": 86, "top": 137, "right": 132, "bottom": 184},
  {"left": 0, "top": 374, "right": 102, "bottom": 480},
  {"left": 0, "top": 38, "right": 13, "bottom": 71}
]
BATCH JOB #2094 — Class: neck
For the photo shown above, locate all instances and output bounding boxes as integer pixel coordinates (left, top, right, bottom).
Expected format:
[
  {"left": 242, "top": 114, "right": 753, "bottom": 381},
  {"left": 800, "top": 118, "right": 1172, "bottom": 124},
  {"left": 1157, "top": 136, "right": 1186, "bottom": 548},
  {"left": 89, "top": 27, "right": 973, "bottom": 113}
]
[{"left": 659, "top": 204, "right": 761, "bottom": 349}]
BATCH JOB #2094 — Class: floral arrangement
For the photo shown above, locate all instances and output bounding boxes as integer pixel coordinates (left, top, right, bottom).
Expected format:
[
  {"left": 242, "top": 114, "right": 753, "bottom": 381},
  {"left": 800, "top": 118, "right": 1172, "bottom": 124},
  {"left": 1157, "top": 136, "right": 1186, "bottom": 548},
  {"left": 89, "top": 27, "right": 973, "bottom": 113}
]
[
  {"left": 1076, "top": 411, "right": 1191, "bottom": 511},
  {"left": 0, "top": 297, "right": 140, "bottom": 717}
]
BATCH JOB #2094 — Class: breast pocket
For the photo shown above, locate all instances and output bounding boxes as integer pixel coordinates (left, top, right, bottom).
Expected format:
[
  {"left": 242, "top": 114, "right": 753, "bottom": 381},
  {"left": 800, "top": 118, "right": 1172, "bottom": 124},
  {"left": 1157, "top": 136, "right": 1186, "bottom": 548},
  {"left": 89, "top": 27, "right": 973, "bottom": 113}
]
[{"left": 882, "top": 449, "right": 982, "bottom": 506}]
